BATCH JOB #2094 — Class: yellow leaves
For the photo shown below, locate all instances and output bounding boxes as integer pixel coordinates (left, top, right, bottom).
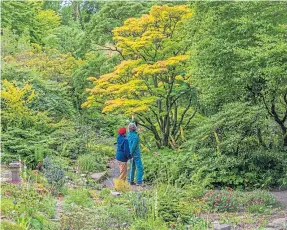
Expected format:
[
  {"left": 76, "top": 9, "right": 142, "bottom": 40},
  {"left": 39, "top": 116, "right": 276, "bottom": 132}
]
[
  {"left": 133, "top": 55, "right": 189, "bottom": 78},
  {"left": 107, "top": 79, "right": 147, "bottom": 95},
  {"left": 83, "top": 54, "right": 189, "bottom": 112},
  {"left": 158, "top": 55, "right": 189, "bottom": 67},
  {"left": 36, "top": 9, "right": 61, "bottom": 32},
  {"left": 113, "top": 5, "right": 192, "bottom": 57},
  {"left": 102, "top": 97, "right": 155, "bottom": 114},
  {"left": 83, "top": 5, "right": 192, "bottom": 116},
  {"left": 3, "top": 48, "right": 81, "bottom": 82},
  {"left": 175, "top": 75, "right": 184, "bottom": 81},
  {"left": 87, "top": 77, "right": 97, "bottom": 82},
  {"left": 113, "top": 60, "right": 141, "bottom": 77},
  {"left": 1, "top": 80, "right": 36, "bottom": 117},
  {"left": 150, "top": 5, "right": 192, "bottom": 21},
  {"left": 133, "top": 63, "right": 167, "bottom": 78},
  {"left": 113, "top": 14, "right": 153, "bottom": 38}
]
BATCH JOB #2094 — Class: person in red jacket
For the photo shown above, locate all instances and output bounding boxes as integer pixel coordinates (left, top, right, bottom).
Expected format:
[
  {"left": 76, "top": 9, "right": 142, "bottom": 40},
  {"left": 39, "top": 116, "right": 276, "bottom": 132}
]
[{"left": 116, "top": 127, "right": 131, "bottom": 181}]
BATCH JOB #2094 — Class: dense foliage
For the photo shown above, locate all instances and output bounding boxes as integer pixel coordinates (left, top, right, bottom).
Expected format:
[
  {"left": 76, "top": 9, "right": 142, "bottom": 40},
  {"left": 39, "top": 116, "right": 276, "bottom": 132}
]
[{"left": 1, "top": 4, "right": 286, "bottom": 229}]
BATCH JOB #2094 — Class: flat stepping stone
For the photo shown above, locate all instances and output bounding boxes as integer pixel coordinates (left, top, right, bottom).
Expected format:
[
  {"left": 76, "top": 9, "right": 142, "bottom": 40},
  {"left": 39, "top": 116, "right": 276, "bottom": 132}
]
[
  {"left": 212, "top": 221, "right": 232, "bottom": 230},
  {"left": 90, "top": 171, "right": 107, "bottom": 182},
  {"left": 272, "top": 191, "right": 287, "bottom": 210},
  {"left": 267, "top": 217, "right": 287, "bottom": 228}
]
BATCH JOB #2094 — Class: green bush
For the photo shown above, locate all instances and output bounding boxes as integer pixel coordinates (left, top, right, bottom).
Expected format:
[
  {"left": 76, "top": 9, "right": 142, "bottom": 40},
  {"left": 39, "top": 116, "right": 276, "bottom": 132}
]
[
  {"left": 142, "top": 149, "right": 190, "bottom": 186},
  {"left": 130, "top": 218, "right": 168, "bottom": 230},
  {"left": 63, "top": 188, "right": 94, "bottom": 209},
  {"left": 203, "top": 190, "right": 240, "bottom": 212},
  {"left": 142, "top": 147, "right": 287, "bottom": 189},
  {"left": 0, "top": 153, "right": 19, "bottom": 164},
  {"left": 154, "top": 184, "right": 207, "bottom": 224},
  {"left": 42, "top": 157, "right": 65, "bottom": 194},
  {"left": 107, "top": 205, "right": 132, "bottom": 228},
  {"left": 243, "top": 190, "right": 277, "bottom": 208},
  {"left": 203, "top": 189, "right": 278, "bottom": 213},
  {"left": 183, "top": 102, "right": 287, "bottom": 189},
  {"left": 1, "top": 182, "right": 58, "bottom": 229},
  {"left": 60, "top": 205, "right": 108, "bottom": 230},
  {"left": 39, "top": 195, "right": 57, "bottom": 218},
  {"left": 77, "top": 153, "right": 107, "bottom": 173},
  {"left": 90, "top": 144, "right": 115, "bottom": 158},
  {"left": 1, "top": 222, "right": 26, "bottom": 230}
]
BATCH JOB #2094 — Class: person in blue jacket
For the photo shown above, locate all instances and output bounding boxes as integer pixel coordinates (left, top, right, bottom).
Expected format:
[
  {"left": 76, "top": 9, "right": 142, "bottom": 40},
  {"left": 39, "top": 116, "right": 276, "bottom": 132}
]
[
  {"left": 116, "top": 127, "right": 131, "bottom": 181},
  {"left": 128, "top": 122, "right": 144, "bottom": 185}
]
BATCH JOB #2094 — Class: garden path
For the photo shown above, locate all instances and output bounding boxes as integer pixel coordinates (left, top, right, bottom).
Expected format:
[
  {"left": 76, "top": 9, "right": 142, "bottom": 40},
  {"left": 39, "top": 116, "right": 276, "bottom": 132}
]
[
  {"left": 271, "top": 191, "right": 287, "bottom": 210},
  {"left": 102, "top": 159, "right": 150, "bottom": 192}
]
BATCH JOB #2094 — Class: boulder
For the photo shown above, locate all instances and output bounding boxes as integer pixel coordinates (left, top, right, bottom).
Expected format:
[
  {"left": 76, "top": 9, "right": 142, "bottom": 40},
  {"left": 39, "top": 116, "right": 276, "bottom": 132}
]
[
  {"left": 214, "top": 224, "right": 232, "bottom": 230},
  {"left": 111, "top": 191, "right": 121, "bottom": 196},
  {"left": 90, "top": 171, "right": 107, "bottom": 182},
  {"left": 267, "top": 217, "right": 287, "bottom": 228}
]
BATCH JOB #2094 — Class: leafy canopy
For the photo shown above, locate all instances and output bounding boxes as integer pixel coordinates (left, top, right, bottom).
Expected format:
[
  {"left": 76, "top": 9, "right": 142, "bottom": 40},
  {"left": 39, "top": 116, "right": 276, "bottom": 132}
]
[{"left": 83, "top": 5, "right": 194, "bottom": 147}]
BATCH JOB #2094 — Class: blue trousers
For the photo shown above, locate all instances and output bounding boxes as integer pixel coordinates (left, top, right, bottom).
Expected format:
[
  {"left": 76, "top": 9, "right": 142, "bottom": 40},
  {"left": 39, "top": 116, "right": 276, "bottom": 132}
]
[{"left": 128, "top": 157, "right": 144, "bottom": 183}]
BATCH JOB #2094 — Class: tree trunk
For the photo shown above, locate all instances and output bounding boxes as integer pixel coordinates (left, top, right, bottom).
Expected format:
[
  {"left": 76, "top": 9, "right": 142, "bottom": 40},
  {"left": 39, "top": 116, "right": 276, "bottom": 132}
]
[{"left": 283, "top": 128, "right": 287, "bottom": 150}]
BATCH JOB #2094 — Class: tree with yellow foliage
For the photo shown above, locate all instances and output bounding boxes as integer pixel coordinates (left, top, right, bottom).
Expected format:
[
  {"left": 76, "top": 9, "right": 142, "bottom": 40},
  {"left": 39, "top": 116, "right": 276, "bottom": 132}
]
[
  {"left": 83, "top": 5, "right": 196, "bottom": 147},
  {"left": 1, "top": 80, "right": 36, "bottom": 124}
]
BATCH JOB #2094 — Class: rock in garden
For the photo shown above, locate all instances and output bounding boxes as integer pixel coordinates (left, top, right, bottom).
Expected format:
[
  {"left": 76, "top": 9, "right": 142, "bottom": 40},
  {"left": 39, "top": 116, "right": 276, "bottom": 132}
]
[
  {"left": 90, "top": 171, "right": 106, "bottom": 182},
  {"left": 267, "top": 217, "right": 287, "bottom": 228},
  {"left": 214, "top": 224, "right": 232, "bottom": 230},
  {"left": 111, "top": 191, "right": 121, "bottom": 196}
]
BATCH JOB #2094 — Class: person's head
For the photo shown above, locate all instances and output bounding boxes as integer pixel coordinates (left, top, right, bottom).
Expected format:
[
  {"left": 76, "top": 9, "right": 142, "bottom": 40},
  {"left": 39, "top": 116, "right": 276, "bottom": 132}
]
[
  {"left": 118, "top": 127, "right": 127, "bottom": 136},
  {"left": 128, "top": 123, "right": 137, "bottom": 132}
]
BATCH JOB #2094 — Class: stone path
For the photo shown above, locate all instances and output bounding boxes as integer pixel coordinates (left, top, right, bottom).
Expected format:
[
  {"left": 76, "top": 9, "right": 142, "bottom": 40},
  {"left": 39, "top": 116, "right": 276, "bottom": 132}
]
[
  {"left": 102, "top": 159, "right": 119, "bottom": 189},
  {"left": 271, "top": 191, "right": 287, "bottom": 210},
  {"left": 102, "top": 159, "right": 151, "bottom": 192}
]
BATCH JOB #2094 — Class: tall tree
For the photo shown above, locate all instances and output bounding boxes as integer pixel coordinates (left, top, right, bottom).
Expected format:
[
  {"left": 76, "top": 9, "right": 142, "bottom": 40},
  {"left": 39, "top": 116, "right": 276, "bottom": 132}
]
[
  {"left": 82, "top": 2, "right": 151, "bottom": 56},
  {"left": 189, "top": 2, "right": 287, "bottom": 149},
  {"left": 1, "top": 1, "right": 42, "bottom": 43},
  {"left": 83, "top": 5, "right": 195, "bottom": 148}
]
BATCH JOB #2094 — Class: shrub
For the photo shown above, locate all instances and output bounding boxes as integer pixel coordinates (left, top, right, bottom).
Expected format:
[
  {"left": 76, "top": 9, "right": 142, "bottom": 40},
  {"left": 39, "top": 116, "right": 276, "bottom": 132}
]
[
  {"left": 114, "top": 178, "right": 130, "bottom": 192},
  {"left": 184, "top": 103, "right": 287, "bottom": 189},
  {"left": 90, "top": 144, "right": 114, "bottom": 158},
  {"left": 77, "top": 153, "right": 106, "bottom": 173},
  {"left": 203, "top": 189, "right": 278, "bottom": 213},
  {"left": 42, "top": 157, "right": 65, "bottom": 194},
  {"left": 1, "top": 182, "right": 58, "bottom": 229},
  {"left": 203, "top": 190, "right": 240, "bottom": 212},
  {"left": 247, "top": 204, "right": 271, "bottom": 214},
  {"left": 39, "top": 195, "right": 57, "bottom": 218},
  {"left": 60, "top": 205, "right": 108, "bottom": 230},
  {"left": 243, "top": 190, "right": 277, "bottom": 208},
  {"left": 63, "top": 188, "right": 94, "bottom": 209},
  {"left": 142, "top": 149, "right": 189, "bottom": 186},
  {"left": 107, "top": 205, "right": 132, "bottom": 228},
  {"left": 1, "top": 222, "right": 26, "bottom": 230},
  {"left": 143, "top": 147, "right": 287, "bottom": 189},
  {"left": 155, "top": 184, "right": 204, "bottom": 224},
  {"left": 130, "top": 218, "right": 168, "bottom": 230}
]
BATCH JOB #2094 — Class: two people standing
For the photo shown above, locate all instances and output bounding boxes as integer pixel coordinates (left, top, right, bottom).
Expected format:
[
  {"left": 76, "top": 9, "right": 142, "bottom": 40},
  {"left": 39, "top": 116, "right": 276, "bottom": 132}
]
[{"left": 116, "top": 121, "right": 144, "bottom": 186}]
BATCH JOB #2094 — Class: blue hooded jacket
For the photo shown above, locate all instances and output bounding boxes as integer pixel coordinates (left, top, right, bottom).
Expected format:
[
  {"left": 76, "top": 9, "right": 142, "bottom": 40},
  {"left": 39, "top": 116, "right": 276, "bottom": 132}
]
[
  {"left": 128, "top": 131, "right": 140, "bottom": 157},
  {"left": 116, "top": 135, "right": 131, "bottom": 162}
]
